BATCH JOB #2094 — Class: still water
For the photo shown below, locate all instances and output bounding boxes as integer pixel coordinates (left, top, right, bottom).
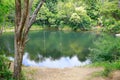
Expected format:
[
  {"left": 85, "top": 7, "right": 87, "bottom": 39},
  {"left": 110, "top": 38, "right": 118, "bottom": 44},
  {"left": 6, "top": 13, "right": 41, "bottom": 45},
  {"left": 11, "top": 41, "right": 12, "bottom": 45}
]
[{"left": 0, "top": 30, "right": 99, "bottom": 68}]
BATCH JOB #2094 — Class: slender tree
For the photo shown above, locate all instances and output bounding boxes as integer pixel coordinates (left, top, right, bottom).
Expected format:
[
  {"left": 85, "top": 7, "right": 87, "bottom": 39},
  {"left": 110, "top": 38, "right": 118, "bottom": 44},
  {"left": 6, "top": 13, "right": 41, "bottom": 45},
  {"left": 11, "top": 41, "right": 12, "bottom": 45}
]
[{"left": 14, "top": 0, "right": 45, "bottom": 79}]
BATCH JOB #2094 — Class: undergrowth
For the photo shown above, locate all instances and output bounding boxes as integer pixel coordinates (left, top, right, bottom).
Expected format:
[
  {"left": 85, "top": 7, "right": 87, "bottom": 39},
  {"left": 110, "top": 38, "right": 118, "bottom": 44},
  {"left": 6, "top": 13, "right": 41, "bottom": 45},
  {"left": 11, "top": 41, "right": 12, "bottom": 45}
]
[
  {"left": 0, "top": 55, "right": 13, "bottom": 80},
  {"left": 90, "top": 60, "right": 120, "bottom": 77}
]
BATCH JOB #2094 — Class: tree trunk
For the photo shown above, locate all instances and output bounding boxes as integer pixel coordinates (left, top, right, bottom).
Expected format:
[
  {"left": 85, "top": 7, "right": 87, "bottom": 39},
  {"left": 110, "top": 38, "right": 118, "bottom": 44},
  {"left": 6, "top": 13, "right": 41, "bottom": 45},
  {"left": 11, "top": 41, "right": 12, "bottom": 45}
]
[
  {"left": 13, "top": 0, "right": 45, "bottom": 80},
  {"left": 13, "top": 0, "right": 27, "bottom": 79},
  {"left": 13, "top": 35, "right": 25, "bottom": 80}
]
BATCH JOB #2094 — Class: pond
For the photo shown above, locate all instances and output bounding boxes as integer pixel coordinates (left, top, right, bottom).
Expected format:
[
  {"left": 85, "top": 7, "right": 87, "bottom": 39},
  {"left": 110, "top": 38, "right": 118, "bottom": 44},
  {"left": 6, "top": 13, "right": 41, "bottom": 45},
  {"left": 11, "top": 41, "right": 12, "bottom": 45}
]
[{"left": 0, "top": 30, "right": 101, "bottom": 68}]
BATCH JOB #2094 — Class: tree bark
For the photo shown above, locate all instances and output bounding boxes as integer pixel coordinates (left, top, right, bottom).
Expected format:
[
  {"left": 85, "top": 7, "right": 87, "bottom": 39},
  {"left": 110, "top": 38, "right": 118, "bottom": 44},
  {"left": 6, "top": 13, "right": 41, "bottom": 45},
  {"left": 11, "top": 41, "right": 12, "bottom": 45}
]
[
  {"left": 13, "top": 0, "right": 29, "bottom": 79},
  {"left": 25, "top": 0, "right": 46, "bottom": 35},
  {"left": 13, "top": 0, "right": 45, "bottom": 80},
  {"left": 13, "top": 39, "right": 25, "bottom": 80}
]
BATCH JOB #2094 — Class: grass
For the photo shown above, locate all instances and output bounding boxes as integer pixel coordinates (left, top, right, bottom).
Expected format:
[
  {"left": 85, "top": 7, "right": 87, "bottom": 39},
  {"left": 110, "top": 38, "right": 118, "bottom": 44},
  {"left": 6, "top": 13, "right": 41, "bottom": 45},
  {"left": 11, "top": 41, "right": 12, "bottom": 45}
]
[
  {"left": 89, "top": 60, "right": 120, "bottom": 77},
  {"left": 2, "top": 25, "right": 43, "bottom": 33},
  {"left": 30, "top": 25, "right": 43, "bottom": 30},
  {"left": 62, "top": 25, "right": 72, "bottom": 31}
]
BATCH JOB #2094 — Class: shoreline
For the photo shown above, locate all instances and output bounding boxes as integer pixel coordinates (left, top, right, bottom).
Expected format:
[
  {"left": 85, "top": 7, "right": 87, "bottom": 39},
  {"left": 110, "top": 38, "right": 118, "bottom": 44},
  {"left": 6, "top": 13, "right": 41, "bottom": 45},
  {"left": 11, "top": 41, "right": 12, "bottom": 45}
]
[{"left": 2, "top": 25, "right": 103, "bottom": 33}]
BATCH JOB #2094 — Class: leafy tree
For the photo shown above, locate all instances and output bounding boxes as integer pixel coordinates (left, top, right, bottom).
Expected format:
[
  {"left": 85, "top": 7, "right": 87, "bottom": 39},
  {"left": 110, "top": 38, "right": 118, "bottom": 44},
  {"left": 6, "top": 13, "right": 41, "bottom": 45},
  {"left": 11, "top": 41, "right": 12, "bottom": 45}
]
[
  {"left": 103, "top": 21, "right": 120, "bottom": 33},
  {"left": 100, "top": 0, "right": 120, "bottom": 20},
  {"left": 83, "top": 0, "right": 101, "bottom": 20},
  {"left": 99, "top": 0, "right": 120, "bottom": 33},
  {"left": 0, "top": 0, "right": 14, "bottom": 35}
]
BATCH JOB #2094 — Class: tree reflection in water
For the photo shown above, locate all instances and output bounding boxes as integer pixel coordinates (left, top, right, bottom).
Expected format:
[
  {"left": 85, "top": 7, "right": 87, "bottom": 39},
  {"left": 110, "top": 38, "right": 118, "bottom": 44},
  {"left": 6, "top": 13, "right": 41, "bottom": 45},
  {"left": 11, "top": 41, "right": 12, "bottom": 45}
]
[{"left": 0, "top": 30, "right": 97, "bottom": 68}]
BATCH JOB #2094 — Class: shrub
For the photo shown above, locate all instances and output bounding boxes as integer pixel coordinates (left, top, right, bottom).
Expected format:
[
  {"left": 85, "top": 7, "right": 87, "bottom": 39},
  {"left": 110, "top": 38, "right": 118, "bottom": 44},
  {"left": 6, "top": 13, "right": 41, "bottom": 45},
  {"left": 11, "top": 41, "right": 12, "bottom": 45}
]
[
  {"left": 0, "top": 55, "right": 13, "bottom": 80},
  {"left": 89, "top": 33, "right": 120, "bottom": 62},
  {"left": 103, "top": 60, "right": 120, "bottom": 76},
  {"left": 91, "top": 61, "right": 120, "bottom": 77},
  {"left": 102, "top": 20, "right": 120, "bottom": 34},
  {"left": 69, "top": 12, "right": 91, "bottom": 31}
]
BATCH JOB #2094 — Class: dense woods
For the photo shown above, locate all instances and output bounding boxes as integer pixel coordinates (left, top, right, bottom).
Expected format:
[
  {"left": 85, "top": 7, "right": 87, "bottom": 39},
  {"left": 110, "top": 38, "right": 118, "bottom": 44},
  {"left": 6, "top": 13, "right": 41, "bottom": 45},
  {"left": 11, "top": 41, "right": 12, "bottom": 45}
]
[{"left": 0, "top": 0, "right": 120, "bottom": 32}]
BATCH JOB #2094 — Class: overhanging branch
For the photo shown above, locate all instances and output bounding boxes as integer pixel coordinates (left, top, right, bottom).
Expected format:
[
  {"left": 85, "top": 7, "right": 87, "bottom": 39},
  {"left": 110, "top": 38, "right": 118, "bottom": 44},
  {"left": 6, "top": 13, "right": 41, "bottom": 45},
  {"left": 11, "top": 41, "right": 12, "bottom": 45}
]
[
  {"left": 25, "top": 0, "right": 45, "bottom": 35},
  {"left": 29, "top": 0, "right": 45, "bottom": 27}
]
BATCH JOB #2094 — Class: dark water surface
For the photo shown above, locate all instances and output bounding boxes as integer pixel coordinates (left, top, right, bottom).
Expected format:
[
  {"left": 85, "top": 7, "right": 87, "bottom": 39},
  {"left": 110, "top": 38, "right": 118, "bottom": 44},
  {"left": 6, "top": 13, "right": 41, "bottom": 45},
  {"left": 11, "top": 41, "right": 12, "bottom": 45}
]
[{"left": 0, "top": 30, "right": 101, "bottom": 68}]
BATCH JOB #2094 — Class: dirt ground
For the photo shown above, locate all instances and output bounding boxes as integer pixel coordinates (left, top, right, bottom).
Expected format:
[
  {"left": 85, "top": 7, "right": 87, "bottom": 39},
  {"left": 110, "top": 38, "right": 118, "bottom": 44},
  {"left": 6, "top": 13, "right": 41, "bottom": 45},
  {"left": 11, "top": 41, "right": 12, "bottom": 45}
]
[
  {"left": 10, "top": 63, "right": 120, "bottom": 80},
  {"left": 23, "top": 67, "right": 105, "bottom": 80}
]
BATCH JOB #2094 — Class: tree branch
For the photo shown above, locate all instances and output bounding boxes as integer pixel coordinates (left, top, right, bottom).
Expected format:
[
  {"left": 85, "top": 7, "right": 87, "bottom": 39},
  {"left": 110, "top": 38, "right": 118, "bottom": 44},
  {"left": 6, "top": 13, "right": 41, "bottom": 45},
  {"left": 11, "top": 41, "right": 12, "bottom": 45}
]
[
  {"left": 25, "top": 0, "right": 34, "bottom": 27},
  {"left": 18, "top": 0, "right": 29, "bottom": 34},
  {"left": 22, "top": 0, "right": 34, "bottom": 44},
  {"left": 25, "top": 0, "right": 45, "bottom": 36},
  {"left": 16, "top": 0, "right": 29, "bottom": 42},
  {"left": 15, "top": 0, "right": 21, "bottom": 31},
  {"left": 29, "top": 0, "right": 45, "bottom": 27}
]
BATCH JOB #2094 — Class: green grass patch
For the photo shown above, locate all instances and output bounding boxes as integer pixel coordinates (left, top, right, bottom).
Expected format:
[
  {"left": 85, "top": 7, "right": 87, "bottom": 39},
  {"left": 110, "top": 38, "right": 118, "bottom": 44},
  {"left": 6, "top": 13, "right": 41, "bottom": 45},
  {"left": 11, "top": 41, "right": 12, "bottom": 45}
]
[
  {"left": 90, "top": 60, "right": 120, "bottom": 77},
  {"left": 3, "top": 25, "right": 43, "bottom": 33},
  {"left": 30, "top": 25, "right": 43, "bottom": 30}
]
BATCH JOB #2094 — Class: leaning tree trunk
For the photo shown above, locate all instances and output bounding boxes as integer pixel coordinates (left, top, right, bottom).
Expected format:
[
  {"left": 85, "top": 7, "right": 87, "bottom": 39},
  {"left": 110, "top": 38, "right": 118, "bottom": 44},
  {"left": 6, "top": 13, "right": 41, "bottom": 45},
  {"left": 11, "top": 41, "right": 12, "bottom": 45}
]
[{"left": 13, "top": 0, "right": 45, "bottom": 80}]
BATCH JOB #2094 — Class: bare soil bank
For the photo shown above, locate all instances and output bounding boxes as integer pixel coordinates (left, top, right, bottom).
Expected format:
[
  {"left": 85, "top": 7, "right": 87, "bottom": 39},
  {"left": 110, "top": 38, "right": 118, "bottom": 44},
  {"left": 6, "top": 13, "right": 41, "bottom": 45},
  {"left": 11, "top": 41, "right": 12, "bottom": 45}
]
[
  {"left": 23, "top": 67, "right": 104, "bottom": 80},
  {"left": 10, "top": 63, "right": 120, "bottom": 80}
]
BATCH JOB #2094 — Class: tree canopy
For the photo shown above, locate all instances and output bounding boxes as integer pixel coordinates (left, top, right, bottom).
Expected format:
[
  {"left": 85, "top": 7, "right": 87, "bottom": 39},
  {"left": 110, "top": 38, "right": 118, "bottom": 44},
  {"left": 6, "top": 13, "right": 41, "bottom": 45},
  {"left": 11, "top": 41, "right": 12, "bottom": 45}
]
[{"left": 0, "top": 0, "right": 120, "bottom": 32}]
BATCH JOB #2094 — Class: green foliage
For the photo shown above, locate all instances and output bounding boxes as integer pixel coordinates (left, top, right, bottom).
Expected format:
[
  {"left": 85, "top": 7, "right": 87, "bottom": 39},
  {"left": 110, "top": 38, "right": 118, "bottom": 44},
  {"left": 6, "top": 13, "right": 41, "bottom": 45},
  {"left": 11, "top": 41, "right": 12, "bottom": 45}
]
[
  {"left": 103, "top": 60, "right": 120, "bottom": 76},
  {"left": 83, "top": 0, "right": 101, "bottom": 21},
  {"left": 0, "top": 0, "right": 120, "bottom": 32},
  {"left": 103, "top": 21, "right": 120, "bottom": 33},
  {"left": 100, "top": 0, "right": 120, "bottom": 20},
  {"left": 0, "top": 54, "right": 26, "bottom": 80},
  {"left": 0, "top": 0, "right": 14, "bottom": 28},
  {"left": 102, "top": 17, "right": 116, "bottom": 27},
  {"left": 99, "top": 0, "right": 120, "bottom": 33},
  {"left": 90, "top": 60, "right": 120, "bottom": 77},
  {"left": 34, "top": 0, "right": 92, "bottom": 30},
  {"left": 36, "top": 0, "right": 120, "bottom": 31},
  {"left": 45, "top": 0, "right": 58, "bottom": 13},
  {"left": 69, "top": 6, "right": 91, "bottom": 30},
  {"left": 69, "top": 13, "right": 81, "bottom": 25},
  {"left": 0, "top": 55, "right": 13, "bottom": 80},
  {"left": 89, "top": 33, "right": 120, "bottom": 62},
  {"left": 0, "top": 0, "right": 8, "bottom": 23}
]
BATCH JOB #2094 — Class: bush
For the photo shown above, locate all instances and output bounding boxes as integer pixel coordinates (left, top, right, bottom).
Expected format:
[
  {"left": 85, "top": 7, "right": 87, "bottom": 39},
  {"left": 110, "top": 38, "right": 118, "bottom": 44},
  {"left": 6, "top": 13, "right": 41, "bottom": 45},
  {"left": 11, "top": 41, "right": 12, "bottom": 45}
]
[
  {"left": 103, "top": 21, "right": 120, "bottom": 33},
  {"left": 91, "top": 61, "right": 120, "bottom": 77},
  {"left": 89, "top": 33, "right": 120, "bottom": 62},
  {"left": 109, "top": 21, "right": 120, "bottom": 33},
  {"left": 0, "top": 55, "right": 13, "bottom": 80},
  {"left": 103, "top": 60, "right": 120, "bottom": 76},
  {"left": 69, "top": 12, "right": 91, "bottom": 31}
]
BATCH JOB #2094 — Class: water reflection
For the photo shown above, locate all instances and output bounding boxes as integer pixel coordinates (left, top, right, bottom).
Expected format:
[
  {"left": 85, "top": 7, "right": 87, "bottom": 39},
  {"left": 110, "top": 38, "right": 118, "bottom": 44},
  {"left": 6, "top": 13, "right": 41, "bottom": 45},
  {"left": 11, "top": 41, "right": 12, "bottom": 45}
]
[
  {"left": 0, "top": 30, "right": 97, "bottom": 68},
  {"left": 23, "top": 53, "right": 91, "bottom": 68},
  {"left": 26, "top": 31, "right": 95, "bottom": 62}
]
